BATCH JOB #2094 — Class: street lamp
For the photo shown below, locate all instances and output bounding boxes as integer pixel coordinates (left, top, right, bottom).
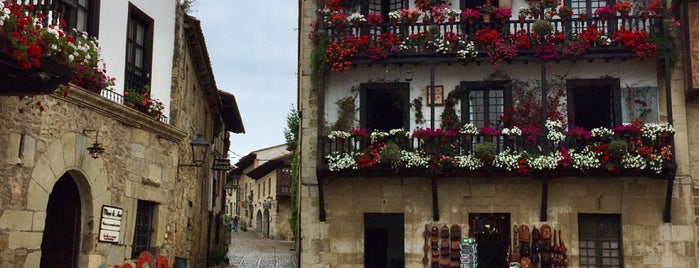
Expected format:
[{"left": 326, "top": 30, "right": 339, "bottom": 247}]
[{"left": 189, "top": 134, "right": 209, "bottom": 166}]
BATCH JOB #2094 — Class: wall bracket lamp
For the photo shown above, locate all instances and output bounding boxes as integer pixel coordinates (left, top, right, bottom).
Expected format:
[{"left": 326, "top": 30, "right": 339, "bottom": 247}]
[
  {"left": 179, "top": 134, "right": 210, "bottom": 167},
  {"left": 83, "top": 129, "right": 105, "bottom": 159}
]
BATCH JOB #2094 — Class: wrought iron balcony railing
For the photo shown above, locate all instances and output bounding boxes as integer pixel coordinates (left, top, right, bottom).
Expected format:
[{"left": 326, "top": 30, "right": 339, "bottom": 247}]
[{"left": 323, "top": 15, "right": 664, "bottom": 65}]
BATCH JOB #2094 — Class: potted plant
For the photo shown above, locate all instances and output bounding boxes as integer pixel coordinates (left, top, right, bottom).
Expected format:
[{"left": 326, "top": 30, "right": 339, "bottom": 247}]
[
  {"left": 613, "top": 1, "right": 632, "bottom": 19},
  {"left": 478, "top": 1, "right": 496, "bottom": 23},
  {"left": 518, "top": 7, "right": 529, "bottom": 23},
  {"left": 493, "top": 8, "right": 512, "bottom": 23},
  {"left": 557, "top": 5, "right": 573, "bottom": 21},
  {"left": 347, "top": 12, "right": 366, "bottom": 27},
  {"left": 388, "top": 10, "right": 401, "bottom": 25},
  {"left": 594, "top": 5, "right": 614, "bottom": 20},
  {"left": 366, "top": 12, "right": 383, "bottom": 27},
  {"left": 474, "top": 142, "right": 497, "bottom": 162},
  {"left": 478, "top": 126, "right": 501, "bottom": 141},
  {"left": 460, "top": 123, "right": 479, "bottom": 141},
  {"left": 532, "top": 19, "right": 553, "bottom": 36},
  {"left": 461, "top": 8, "right": 481, "bottom": 24},
  {"left": 400, "top": 8, "right": 422, "bottom": 25},
  {"left": 349, "top": 127, "right": 370, "bottom": 141},
  {"left": 447, "top": 8, "right": 461, "bottom": 24},
  {"left": 567, "top": 126, "right": 591, "bottom": 141}
]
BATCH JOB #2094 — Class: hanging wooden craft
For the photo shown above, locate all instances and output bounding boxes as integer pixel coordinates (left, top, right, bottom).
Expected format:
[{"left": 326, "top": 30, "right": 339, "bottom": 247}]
[
  {"left": 440, "top": 225, "right": 450, "bottom": 268},
  {"left": 431, "top": 225, "right": 439, "bottom": 268},
  {"left": 450, "top": 224, "right": 462, "bottom": 268},
  {"left": 540, "top": 224, "right": 553, "bottom": 268},
  {"left": 423, "top": 224, "right": 430, "bottom": 265},
  {"left": 531, "top": 225, "right": 541, "bottom": 267}
]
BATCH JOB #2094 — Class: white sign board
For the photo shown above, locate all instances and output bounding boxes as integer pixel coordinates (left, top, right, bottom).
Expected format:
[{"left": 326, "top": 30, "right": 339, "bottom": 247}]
[{"left": 98, "top": 205, "right": 123, "bottom": 243}]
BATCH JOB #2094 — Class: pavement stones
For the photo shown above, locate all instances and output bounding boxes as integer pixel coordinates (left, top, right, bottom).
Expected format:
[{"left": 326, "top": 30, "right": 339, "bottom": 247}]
[{"left": 226, "top": 230, "right": 297, "bottom": 268}]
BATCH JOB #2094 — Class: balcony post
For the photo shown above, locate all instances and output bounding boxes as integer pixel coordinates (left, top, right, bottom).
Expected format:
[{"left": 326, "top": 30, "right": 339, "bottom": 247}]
[
  {"left": 540, "top": 175, "right": 548, "bottom": 222},
  {"left": 429, "top": 61, "right": 436, "bottom": 130},
  {"left": 431, "top": 176, "right": 439, "bottom": 221}
]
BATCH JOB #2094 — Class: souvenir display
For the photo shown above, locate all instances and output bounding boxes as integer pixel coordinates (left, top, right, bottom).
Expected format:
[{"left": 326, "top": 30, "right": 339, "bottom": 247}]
[
  {"left": 450, "top": 224, "right": 462, "bottom": 268},
  {"left": 461, "top": 237, "right": 478, "bottom": 268},
  {"left": 441, "top": 225, "right": 450, "bottom": 267}
]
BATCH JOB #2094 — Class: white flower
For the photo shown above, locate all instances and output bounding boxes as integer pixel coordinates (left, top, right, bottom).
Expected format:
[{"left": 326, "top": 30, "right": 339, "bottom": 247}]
[
  {"left": 591, "top": 127, "right": 614, "bottom": 138},
  {"left": 456, "top": 41, "right": 477, "bottom": 59},
  {"left": 493, "top": 148, "right": 521, "bottom": 171},
  {"left": 621, "top": 153, "right": 646, "bottom": 170},
  {"left": 502, "top": 126, "right": 522, "bottom": 136},
  {"left": 370, "top": 130, "right": 390, "bottom": 142},
  {"left": 599, "top": 35, "right": 611, "bottom": 46},
  {"left": 388, "top": 10, "right": 401, "bottom": 20},
  {"left": 529, "top": 151, "right": 563, "bottom": 170},
  {"left": 401, "top": 151, "right": 429, "bottom": 168},
  {"left": 641, "top": 122, "right": 675, "bottom": 141},
  {"left": 328, "top": 130, "right": 351, "bottom": 140},
  {"left": 389, "top": 128, "right": 410, "bottom": 137},
  {"left": 456, "top": 154, "right": 483, "bottom": 170},
  {"left": 569, "top": 148, "right": 601, "bottom": 170},
  {"left": 347, "top": 12, "right": 366, "bottom": 23},
  {"left": 545, "top": 119, "right": 565, "bottom": 144},
  {"left": 648, "top": 153, "right": 663, "bottom": 173},
  {"left": 326, "top": 152, "right": 358, "bottom": 171},
  {"left": 460, "top": 123, "right": 479, "bottom": 135}
]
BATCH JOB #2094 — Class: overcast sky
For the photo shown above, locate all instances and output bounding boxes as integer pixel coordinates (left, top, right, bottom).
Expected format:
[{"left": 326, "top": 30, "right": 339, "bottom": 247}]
[{"left": 192, "top": 1, "right": 298, "bottom": 161}]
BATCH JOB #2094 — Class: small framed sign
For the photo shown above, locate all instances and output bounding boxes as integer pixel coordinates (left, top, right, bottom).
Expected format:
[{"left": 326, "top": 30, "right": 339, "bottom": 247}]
[
  {"left": 426, "top": 85, "right": 444, "bottom": 106},
  {"left": 98, "top": 205, "right": 123, "bottom": 243}
]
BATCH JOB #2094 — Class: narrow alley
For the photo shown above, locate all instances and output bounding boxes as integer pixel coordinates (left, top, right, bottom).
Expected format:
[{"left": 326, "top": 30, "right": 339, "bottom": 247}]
[{"left": 226, "top": 230, "right": 297, "bottom": 268}]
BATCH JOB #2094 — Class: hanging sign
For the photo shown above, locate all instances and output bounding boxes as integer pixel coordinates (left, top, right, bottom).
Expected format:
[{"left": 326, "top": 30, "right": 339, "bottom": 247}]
[
  {"left": 98, "top": 205, "right": 123, "bottom": 243},
  {"left": 212, "top": 158, "right": 231, "bottom": 170}
]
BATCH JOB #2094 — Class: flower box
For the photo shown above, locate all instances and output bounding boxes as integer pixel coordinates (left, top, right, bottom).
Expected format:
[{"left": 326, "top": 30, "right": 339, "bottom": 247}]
[{"left": 0, "top": 51, "right": 73, "bottom": 96}]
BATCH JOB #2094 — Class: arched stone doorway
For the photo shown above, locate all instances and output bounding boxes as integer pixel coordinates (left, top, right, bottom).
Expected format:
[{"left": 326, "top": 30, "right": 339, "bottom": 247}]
[
  {"left": 256, "top": 210, "right": 263, "bottom": 234},
  {"left": 40, "top": 174, "right": 81, "bottom": 267},
  {"left": 263, "top": 208, "right": 270, "bottom": 238}
]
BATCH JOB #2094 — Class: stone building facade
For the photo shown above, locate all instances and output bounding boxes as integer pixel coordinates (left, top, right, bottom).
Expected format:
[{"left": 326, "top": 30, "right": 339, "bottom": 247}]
[
  {"left": 0, "top": 1, "right": 243, "bottom": 268},
  {"left": 297, "top": 0, "right": 697, "bottom": 267},
  {"left": 230, "top": 145, "right": 293, "bottom": 241}
]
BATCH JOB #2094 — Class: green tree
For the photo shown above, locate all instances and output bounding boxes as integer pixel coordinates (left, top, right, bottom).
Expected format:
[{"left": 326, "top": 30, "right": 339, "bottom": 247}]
[{"left": 284, "top": 106, "right": 300, "bottom": 240}]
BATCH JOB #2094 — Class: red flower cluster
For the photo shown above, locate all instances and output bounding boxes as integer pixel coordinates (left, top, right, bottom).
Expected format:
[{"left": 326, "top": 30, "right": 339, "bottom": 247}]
[
  {"left": 325, "top": 37, "right": 358, "bottom": 73},
  {"left": 612, "top": 28, "right": 657, "bottom": 60}
]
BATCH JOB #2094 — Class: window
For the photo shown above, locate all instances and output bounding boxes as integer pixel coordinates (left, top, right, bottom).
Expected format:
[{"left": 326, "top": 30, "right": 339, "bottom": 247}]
[
  {"left": 132, "top": 200, "right": 156, "bottom": 259},
  {"left": 460, "top": 81, "right": 512, "bottom": 128},
  {"left": 566, "top": 0, "right": 614, "bottom": 20},
  {"left": 578, "top": 214, "right": 623, "bottom": 268},
  {"left": 52, "top": 0, "right": 100, "bottom": 36},
  {"left": 467, "top": 213, "right": 510, "bottom": 268},
  {"left": 359, "top": 0, "right": 407, "bottom": 19},
  {"left": 125, "top": 4, "right": 153, "bottom": 92},
  {"left": 566, "top": 79, "right": 621, "bottom": 130},
  {"left": 360, "top": 82, "right": 410, "bottom": 132}
]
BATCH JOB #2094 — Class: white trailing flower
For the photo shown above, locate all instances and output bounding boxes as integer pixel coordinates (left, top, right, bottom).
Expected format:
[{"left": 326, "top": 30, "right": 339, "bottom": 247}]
[
  {"left": 326, "top": 152, "right": 358, "bottom": 171},
  {"left": 460, "top": 123, "right": 479, "bottom": 135},
  {"left": 388, "top": 10, "right": 401, "bottom": 20},
  {"left": 347, "top": 12, "right": 367, "bottom": 23},
  {"left": 648, "top": 153, "right": 663, "bottom": 173},
  {"left": 455, "top": 154, "right": 483, "bottom": 170},
  {"left": 389, "top": 128, "right": 410, "bottom": 137},
  {"left": 529, "top": 151, "right": 563, "bottom": 170},
  {"left": 456, "top": 40, "right": 477, "bottom": 59},
  {"left": 502, "top": 126, "right": 522, "bottom": 136},
  {"left": 328, "top": 130, "right": 351, "bottom": 140},
  {"left": 430, "top": 38, "right": 452, "bottom": 54},
  {"left": 621, "top": 153, "right": 646, "bottom": 170},
  {"left": 371, "top": 130, "right": 390, "bottom": 142},
  {"left": 492, "top": 148, "right": 521, "bottom": 171},
  {"left": 545, "top": 119, "right": 565, "bottom": 144},
  {"left": 401, "top": 151, "right": 429, "bottom": 168},
  {"left": 641, "top": 122, "right": 675, "bottom": 141},
  {"left": 599, "top": 35, "right": 611, "bottom": 46},
  {"left": 569, "top": 148, "right": 601, "bottom": 171},
  {"left": 591, "top": 127, "right": 614, "bottom": 138}
]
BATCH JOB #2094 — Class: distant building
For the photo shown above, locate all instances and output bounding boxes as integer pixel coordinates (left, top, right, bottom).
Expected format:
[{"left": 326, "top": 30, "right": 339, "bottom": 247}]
[{"left": 229, "top": 145, "right": 293, "bottom": 241}]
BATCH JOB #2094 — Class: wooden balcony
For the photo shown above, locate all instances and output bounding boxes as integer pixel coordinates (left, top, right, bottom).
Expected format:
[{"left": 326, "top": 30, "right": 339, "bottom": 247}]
[{"left": 323, "top": 15, "right": 665, "bottom": 66}]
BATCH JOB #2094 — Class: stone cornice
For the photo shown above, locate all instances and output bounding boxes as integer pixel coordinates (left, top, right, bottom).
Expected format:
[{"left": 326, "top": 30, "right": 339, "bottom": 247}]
[{"left": 56, "top": 85, "right": 187, "bottom": 143}]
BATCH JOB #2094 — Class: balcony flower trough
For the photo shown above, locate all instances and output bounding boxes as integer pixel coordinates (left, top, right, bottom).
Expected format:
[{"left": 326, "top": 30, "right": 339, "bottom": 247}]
[{"left": 322, "top": 121, "right": 675, "bottom": 178}]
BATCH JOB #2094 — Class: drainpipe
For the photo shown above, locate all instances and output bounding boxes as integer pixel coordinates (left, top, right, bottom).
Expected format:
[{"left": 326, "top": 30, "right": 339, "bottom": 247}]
[
  {"left": 662, "top": 7, "right": 675, "bottom": 223},
  {"left": 429, "top": 61, "right": 440, "bottom": 222}
]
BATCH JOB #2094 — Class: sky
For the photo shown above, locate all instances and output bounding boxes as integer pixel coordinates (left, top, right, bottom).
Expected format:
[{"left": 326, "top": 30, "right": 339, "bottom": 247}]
[{"left": 192, "top": 1, "right": 299, "bottom": 162}]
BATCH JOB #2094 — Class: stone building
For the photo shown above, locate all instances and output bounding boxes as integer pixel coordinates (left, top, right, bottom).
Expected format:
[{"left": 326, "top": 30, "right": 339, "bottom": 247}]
[
  {"left": 0, "top": 1, "right": 243, "bottom": 267},
  {"left": 229, "top": 145, "right": 293, "bottom": 241},
  {"left": 298, "top": 0, "right": 696, "bottom": 267}
]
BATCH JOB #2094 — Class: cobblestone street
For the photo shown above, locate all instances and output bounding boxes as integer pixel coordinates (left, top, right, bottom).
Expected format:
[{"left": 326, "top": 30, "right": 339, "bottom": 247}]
[{"left": 226, "top": 230, "right": 297, "bottom": 268}]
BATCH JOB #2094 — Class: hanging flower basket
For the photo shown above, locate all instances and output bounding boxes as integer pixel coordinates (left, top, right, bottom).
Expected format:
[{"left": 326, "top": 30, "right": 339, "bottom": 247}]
[{"left": 0, "top": 51, "right": 73, "bottom": 96}]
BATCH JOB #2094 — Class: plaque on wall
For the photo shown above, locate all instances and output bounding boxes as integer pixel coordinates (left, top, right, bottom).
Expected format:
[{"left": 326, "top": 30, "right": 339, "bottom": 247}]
[{"left": 98, "top": 205, "right": 123, "bottom": 243}]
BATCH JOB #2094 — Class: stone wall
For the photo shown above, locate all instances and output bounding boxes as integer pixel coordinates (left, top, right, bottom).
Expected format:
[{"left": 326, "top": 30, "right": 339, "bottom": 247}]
[{"left": 0, "top": 86, "right": 187, "bottom": 267}]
